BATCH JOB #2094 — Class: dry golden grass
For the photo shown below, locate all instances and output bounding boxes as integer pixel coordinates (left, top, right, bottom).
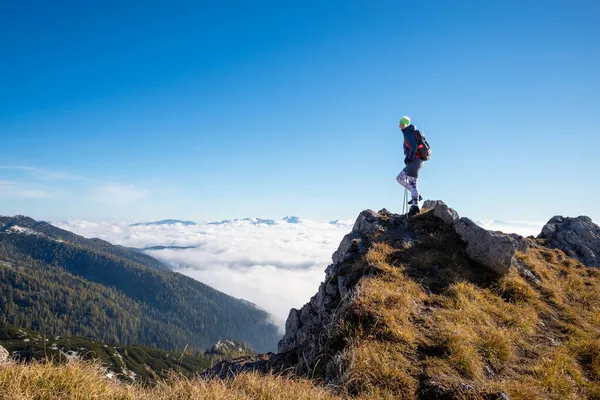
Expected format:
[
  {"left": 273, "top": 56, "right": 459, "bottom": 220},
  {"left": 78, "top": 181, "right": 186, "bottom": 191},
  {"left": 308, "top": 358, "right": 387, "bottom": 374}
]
[
  {"left": 0, "top": 361, "right": 136, "bottom": 400},
  {"left": 0, "top": 360, "right": 341, "bottom": 400},
  {"left": 341, "top": 340, "right": 417, "bottom": 399}
]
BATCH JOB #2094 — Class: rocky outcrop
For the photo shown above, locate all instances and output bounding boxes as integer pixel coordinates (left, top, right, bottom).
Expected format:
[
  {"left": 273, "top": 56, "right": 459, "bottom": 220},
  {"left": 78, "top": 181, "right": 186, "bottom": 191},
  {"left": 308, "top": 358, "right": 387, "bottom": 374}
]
[
  {"left": 421, "top": 200, "right": 459, "bottom": 225},
  {"left": 422, "top": 200, "right": 528, "bottom": 275},
  {"left": 203, "top": 208, "right": 407, "bottom": 380},
  {"left": 207, "top": 201, "right": 536, "bottom": 382},
  {"left": 279, "top": 202, "right": 530, "bottom": 358},
  {"left": 538, "top": 215, "right": 600, "bottom": 267},
  {"left": 0, "top": 345, "right": 9, "bottom": 363},
  {"left": 279, "top": 208, "right": 404, "bottom": 355}
]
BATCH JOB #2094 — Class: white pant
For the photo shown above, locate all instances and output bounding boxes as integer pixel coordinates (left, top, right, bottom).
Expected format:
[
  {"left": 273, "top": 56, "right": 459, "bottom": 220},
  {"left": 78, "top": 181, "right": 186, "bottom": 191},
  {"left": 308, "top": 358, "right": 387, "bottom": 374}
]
[{"left": 396, "top": 169, "right": 419, "bottom": 204}]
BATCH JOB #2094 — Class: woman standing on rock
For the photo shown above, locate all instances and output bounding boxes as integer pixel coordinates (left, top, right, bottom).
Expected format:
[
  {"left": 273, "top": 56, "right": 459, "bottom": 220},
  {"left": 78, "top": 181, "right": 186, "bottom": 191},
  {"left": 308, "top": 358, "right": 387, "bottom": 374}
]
[{"left": 396, "top": 116, "right": 429, "bottom": 216}]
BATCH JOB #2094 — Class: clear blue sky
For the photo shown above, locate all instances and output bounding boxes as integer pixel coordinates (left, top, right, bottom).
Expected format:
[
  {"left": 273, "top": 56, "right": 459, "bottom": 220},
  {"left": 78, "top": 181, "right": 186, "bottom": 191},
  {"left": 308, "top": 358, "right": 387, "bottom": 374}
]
[{"left": 1, "top": 0, "right": 599, "bottom": 223}]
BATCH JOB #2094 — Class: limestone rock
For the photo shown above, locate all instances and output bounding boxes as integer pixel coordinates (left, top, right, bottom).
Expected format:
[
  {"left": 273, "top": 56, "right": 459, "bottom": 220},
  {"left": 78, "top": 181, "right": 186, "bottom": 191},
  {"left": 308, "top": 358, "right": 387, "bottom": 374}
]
[
  {"left": 422, "top": 200, "right": 524, "bottom": 276},
  {"left": 0, "top": 345, "right": 9, "bottom": 363},
  {"left": 279, "top": 209, "right": 394, "bottom": 355},
  {"left": 351, "top": 209, "right": 385, "bottom": 236},
  {"left": 285, "top": 309, "right": 300, "bottom": 337},
  {"left": 422, "top": 200, "right": 459, "bottom": 224},
  {"left": 454, "top": 217, "right": 519, "bottom": 275},
  {"left": 538, "top": 216, "right": 600, "bottom": 267},
  {"left": 332, "top": 209, "right": 385, "bottom": 265},
  {"left": 332, "top": 233, "right": 358, "bottom": 265}
]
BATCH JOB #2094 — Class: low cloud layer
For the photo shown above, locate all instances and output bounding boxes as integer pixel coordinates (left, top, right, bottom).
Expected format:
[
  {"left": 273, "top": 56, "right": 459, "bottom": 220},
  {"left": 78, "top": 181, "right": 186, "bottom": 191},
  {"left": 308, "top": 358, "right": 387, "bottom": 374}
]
[
  {"left": 54, "top": 216, "right": 544, "bottom": 330},
  {"left": 475, "top": 220, "right": 544, "bottom": 237},
  {"left": 54, "top": 218, "right": 354, "bottom": 329}
]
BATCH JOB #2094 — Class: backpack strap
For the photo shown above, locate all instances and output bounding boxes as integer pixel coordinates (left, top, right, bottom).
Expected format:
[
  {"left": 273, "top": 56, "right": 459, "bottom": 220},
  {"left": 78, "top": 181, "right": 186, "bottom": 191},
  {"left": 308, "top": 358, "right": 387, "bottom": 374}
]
[{"left": 414, "top": 131, "right": 424, "bottom": 149}]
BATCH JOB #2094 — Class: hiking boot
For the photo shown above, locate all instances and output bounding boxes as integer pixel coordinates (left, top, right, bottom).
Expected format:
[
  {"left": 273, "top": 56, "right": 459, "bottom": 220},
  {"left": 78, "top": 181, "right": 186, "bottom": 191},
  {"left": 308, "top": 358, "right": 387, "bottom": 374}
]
[
  {"left": 407, "top": 195, "right": 423, "bottom": 205},
  {"left": 408, "top": 205, "right": 420, "bottom": 216}
]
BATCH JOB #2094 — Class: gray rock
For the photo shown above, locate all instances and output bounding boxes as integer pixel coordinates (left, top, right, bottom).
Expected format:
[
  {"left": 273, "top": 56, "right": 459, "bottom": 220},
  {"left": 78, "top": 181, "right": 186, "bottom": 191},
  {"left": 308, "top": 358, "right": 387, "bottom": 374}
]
[
  {"left": 332, "top": 210, "right": 387, "bottom": 264},
  {"left": 514, "top": 260, "right": 541, "bottom": 286},
  {"left": 459, "top": 382, "right": 475, "bottom": 391},
  {"left": 277, "top": 210, "right": 392, "bottom": 354},
  {"left": 539, "top": 215, "right": 600, "bottom": 267},
  {"left": 0, "top": 345, "right": 9, "bottom": 363},
  {"left": 422, "top": 200, "right": 460, "bottom": 225},
  {"left": 422, "top": 380, "right": 451, "bottom": 397},
  {"left": 454, "top": 217, "right": 519, "bottom": 275},
  {"left": 338, "top": 276, "right": 349, "bottom": 297},
  {"left": 285, "top": 309, "right": 300, "bottom": 337},
  {"left": 310, "top": 287, "right": 326, "bottom": 310},
  {"left": 325, "top": 281, "right": 338, "bottom": 297},
  {"left": 332, "top": 233, "right": 356, "bottom": 265},
  {"left": 483, "top": 365, "right": 495, "bottom": 377},
  {"left": 352, "top": 209, "right": 384, "bottom": 236},
  {"left": 423, "top": 200, "right": 524, "bottom": 276}
]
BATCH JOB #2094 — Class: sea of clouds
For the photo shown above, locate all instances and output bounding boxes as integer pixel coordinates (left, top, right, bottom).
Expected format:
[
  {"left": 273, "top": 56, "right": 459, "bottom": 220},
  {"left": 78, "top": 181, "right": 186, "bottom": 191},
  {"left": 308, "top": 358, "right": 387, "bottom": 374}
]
[
  {"left": 54, "top": 216, "right": 544, "bottom": 331},
  {"left": 54, "top": 217, "right": 354, "bottom": 330}
]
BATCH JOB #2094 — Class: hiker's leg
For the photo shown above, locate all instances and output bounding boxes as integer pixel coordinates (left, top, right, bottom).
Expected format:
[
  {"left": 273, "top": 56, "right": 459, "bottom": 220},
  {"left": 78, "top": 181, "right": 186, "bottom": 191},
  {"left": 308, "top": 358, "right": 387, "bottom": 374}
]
[
  {"left": 396, "top": 168, "right": 409, "bottom": 189},
  {"left": 407, "top": 176, "right": 419, "bottom": 204},
  {"left": 405, "top": 160, "right": 423, "bottom": 205}
]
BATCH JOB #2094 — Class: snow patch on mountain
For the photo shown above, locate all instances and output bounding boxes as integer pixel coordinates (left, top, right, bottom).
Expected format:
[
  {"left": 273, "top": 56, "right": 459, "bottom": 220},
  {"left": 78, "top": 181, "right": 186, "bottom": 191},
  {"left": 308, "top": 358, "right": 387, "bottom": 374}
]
[
  {"left": 208, "top": 217, "right": 276, "bottom": 226},
  {"left": 130, "top": 219, "right": 197, "bottom": 227},
  {"left": 5, "top": 225, "right": 43, "bottom": 236}
]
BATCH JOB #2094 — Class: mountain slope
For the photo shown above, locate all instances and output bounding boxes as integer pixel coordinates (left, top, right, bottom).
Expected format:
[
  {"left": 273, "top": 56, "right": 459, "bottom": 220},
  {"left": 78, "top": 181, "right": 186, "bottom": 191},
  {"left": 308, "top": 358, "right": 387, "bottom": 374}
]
[
  {"left": 1, "top": 215, "right": 170, "bottom": 271},
  {"left": 207, "top": 202, "right": 600, "bottom": 399},
  {"left": 0, "top": 325, "right": 252, "bottom": 383},
  {"left": 0, "top": 215, "right": 279, "bottom": 352}
]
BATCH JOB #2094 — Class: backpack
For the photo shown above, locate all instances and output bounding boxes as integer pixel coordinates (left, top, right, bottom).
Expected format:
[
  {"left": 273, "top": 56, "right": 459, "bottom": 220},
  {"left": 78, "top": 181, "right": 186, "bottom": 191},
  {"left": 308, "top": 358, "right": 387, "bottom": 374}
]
[{"left": 414, "top": 130, "right": 431, "bottom": 161}]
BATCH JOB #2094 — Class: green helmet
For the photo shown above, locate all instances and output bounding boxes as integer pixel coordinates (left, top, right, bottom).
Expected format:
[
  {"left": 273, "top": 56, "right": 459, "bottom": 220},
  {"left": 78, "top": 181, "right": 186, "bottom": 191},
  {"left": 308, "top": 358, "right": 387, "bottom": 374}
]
[{"left": 399, "top": 116, "right": 411, "bottom": 126}]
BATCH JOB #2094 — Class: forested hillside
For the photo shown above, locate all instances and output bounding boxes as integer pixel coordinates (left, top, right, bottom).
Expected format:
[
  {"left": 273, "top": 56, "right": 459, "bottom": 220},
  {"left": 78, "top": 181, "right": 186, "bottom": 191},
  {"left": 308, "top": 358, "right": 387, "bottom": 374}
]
[{"left": 0, "top": 216, "right": 280, "bottom": 352}]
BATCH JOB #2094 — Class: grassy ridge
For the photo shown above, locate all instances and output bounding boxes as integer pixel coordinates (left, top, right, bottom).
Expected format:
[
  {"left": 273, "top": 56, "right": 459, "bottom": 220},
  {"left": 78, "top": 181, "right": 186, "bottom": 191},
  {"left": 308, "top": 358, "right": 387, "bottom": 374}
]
[{"left": 319, "top": 212, "right": 600, "bottom": 399}]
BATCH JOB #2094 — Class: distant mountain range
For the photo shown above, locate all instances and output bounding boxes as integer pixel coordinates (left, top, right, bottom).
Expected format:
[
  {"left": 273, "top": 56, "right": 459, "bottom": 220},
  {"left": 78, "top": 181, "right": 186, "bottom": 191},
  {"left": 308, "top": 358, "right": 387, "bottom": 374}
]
[
  {"left": 132, "top": 216, "right": 349, "bottom": 227},
  {"left": 142, "top": 245, "right": 199, "bottom": 251},
  {"left": 207, "top": 217, "right": 276, "bottom": 226},
  {"left": 207, "top": 216, "right": 308, "bottom": 225},
  {"left": 130, "top": 219, "right": 197, "bottom": 227},
  {"left": 0, "top": 215, "right": 280, "bottom": 352}
]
